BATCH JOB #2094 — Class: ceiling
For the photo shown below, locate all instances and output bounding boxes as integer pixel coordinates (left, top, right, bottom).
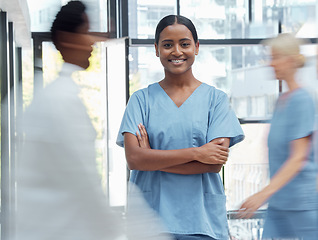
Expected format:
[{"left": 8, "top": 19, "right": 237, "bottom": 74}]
[{"left": 0, "top": 0, "right": 31, "bottom": 47}]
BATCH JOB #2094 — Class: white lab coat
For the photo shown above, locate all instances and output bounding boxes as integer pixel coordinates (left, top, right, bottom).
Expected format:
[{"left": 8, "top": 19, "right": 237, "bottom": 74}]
[{"left": 16, "top": 62, "right": 122, "bottom": 240}]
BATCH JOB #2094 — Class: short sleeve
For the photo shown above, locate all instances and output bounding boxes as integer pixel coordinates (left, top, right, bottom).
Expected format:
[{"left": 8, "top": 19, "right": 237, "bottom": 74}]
[
  {"left": 116, "top": 90, "right": 148, "bottom": 147},
  {"left": 207, "top": 91, "right": 244, "bottom": 147},
  {"left": 287, "top": 91, "right": 315, "bottom": 141}
]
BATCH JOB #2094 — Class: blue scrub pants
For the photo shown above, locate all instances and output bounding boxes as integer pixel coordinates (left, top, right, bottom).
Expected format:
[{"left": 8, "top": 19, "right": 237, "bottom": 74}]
[{"left": 262, "top": 207, "right": 318, "bottom": 240}]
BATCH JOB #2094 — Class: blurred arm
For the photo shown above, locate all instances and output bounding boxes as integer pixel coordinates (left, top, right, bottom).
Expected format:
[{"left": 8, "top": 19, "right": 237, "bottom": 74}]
[
  {"left": 259, "top": 136, "right": 311, "bottom": 199},
  {"left": 238, "top": 135, "right": 311, "bottom": 218}
]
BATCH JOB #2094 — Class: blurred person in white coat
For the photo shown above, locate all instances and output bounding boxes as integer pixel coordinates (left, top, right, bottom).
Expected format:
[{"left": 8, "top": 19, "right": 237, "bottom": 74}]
[{"left": 15, "top": 1, "right": 122, "bottom": 239}]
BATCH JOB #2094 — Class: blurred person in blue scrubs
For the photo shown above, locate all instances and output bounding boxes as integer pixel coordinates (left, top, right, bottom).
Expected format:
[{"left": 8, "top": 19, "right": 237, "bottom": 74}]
[
  {"left": 238, "top": 33, "right": 318, "bottom": 240},
  {"left": 116, "top": 15, "right": 244, "bottom": 240}
]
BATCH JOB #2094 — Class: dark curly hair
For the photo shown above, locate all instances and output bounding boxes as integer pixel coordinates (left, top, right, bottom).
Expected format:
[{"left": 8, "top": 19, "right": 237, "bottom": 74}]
[{"left": 50, "top": 1, "right": 86, "bottom": 46}]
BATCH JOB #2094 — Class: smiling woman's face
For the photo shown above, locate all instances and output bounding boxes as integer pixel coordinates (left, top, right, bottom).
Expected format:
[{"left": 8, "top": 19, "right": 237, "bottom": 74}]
[{"left": 155, "top": 23, "right": 199, "bottom": 76}]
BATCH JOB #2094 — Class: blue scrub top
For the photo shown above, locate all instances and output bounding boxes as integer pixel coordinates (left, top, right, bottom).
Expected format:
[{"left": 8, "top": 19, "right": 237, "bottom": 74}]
[
  {"left": 267, "top": 88, "right": 318, "bottom": 210},
  {"left": 117, "top": 82, "right": 244, "bottom": 239}
]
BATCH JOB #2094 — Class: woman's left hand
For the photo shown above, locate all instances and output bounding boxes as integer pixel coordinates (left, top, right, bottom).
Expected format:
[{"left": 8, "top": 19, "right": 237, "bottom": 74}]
[{"left": 136, "top": 123, "right": 151, "bottom": 149}]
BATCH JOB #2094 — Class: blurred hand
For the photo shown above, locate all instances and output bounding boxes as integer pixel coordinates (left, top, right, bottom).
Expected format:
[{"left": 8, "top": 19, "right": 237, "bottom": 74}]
[
  {"left": 198, "top": 139, "right": 229, "bottom": 165},
  {"left": 237, "top": 191, "right": 269, "bottom": 219},
  {"left": 136, "top": 123, "right": 151, "bottom": 149}
]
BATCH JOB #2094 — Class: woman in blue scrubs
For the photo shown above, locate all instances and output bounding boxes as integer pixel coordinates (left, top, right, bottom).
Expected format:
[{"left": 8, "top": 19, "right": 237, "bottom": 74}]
[
  {"left": 117, "top": 15, "right": 244, "bottom": 240},
  {"left": 238, "top": 33, "right": 318, "bottom": 239}
]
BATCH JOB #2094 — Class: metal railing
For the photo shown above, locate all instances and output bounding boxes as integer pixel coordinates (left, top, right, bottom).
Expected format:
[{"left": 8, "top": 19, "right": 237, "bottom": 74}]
[{"left": 228, "top": 210, "right": 266, "bottom": 240}]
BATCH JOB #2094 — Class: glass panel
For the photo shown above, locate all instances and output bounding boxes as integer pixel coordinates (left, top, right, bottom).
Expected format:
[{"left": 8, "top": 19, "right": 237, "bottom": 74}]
[
  {"left": 129, "top": 46, "right": 163, "bottom": 95},
  {"left": 128, "top": 0, "right": 176, "bottom": 38},
  {"left": 180, "top": 0, "right": 278, "bottom": 39},
  {"left": 272, "top": 1, "right": 317, "bottom": 37},
  {"left": 27, "top": 0, "right": 108, "bottom": 32},
  {"left": 179, "top": 0, "right": 317, "bottom": 39},
  {"left": 180, "top": 0, "right": 245, "bottom": 39},
  {"left": 27, "top": 0, "right": 61, "bottom": 32},
  {"left": 105, "top": 39, "right": 127, "bottom": 207},
  {"left": 129, "top": 45, "right": 278, "bottom": 119},
  {"left": 22, "top": 48, "right": 34, "bottom": 110},
  {"left": 85, "top": 0, "right": 108, "bottom": 32}
]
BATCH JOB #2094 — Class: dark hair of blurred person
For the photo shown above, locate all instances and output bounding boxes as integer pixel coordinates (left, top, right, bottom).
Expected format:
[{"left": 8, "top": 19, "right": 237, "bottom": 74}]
[{"left": 51, "top": 0, "right": 94, "bottom": 69}]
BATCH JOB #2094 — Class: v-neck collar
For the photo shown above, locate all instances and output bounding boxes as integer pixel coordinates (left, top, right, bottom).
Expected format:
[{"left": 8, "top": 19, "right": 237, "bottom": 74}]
[{"left": 156, "top": 82, "right": 203, "bottom": 109}]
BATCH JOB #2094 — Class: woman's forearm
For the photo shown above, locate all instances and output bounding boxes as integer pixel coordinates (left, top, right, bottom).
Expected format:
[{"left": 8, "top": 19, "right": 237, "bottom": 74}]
[
  {"left": 160, "top": 138, "right": 230, "bottom": 174},
  {"left": 160, "top": 161, "right": 223, "bottom": 174},
  {"left": 125, "top": 132, "right": 229, "bottom": 172},
  {"left": 126, "top": 144, "right": 199, "bottom": 171}
]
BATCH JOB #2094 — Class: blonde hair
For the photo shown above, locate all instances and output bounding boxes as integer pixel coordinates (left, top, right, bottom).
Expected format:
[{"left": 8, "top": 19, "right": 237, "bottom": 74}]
[{"left": 262, "top": 33, "right": 306, "bottom": 68}]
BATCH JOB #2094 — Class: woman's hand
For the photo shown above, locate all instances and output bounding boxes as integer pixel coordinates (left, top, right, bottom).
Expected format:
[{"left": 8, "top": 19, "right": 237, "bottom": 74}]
[
  {"left": 197, "top": 139, "right": 229, "bottom": 165},
  {"left": 237, "top": 191, "right": 269, "bottom": 219},
  {"left": 136, "top": 123, "right": 151, "bottom": 149}
]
